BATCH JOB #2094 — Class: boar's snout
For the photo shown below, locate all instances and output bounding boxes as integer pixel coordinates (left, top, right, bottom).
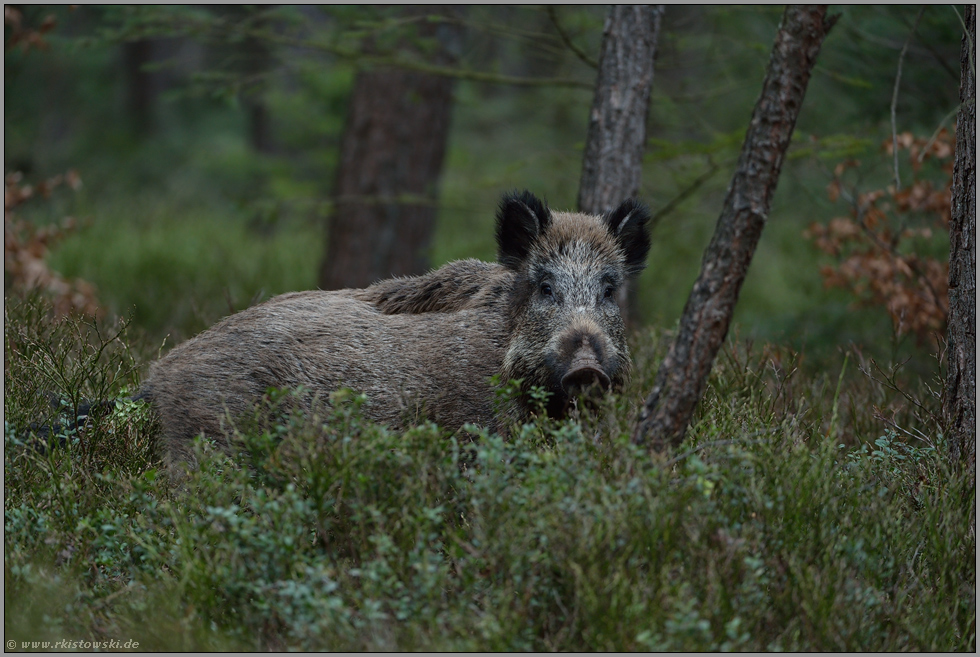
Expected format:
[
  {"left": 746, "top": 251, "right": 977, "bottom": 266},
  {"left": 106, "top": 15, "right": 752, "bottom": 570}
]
[{"left": 560, "top": 340, "right": 612, "bottom": 398}]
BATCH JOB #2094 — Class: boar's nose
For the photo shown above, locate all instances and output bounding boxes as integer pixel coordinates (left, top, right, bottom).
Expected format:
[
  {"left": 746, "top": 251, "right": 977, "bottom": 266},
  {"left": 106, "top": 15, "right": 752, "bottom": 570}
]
[{"left": 561, "top": 343, "right": 611, "bottom": 397}]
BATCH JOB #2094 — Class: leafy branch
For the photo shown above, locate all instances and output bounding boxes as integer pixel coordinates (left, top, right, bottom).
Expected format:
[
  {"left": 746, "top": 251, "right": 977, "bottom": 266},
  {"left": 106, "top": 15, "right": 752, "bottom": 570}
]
[{"left": 806, "top": 130, "right": 953, "bottom": 345}]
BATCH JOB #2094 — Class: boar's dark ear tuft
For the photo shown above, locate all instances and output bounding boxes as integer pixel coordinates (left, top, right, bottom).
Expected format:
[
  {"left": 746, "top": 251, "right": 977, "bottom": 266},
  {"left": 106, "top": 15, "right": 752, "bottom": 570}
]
[
  {"left": 496, "top": 190, "right": 551, "bottom": 269},
  {"left": 604, "top": 199, "right": 652, "bottom": 277}
]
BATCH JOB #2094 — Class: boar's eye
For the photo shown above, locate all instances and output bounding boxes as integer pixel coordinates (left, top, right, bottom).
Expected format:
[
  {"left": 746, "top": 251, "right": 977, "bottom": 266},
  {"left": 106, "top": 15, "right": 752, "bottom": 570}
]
[
  {"left": 603, "top": 284, "right": 616, "bottom": 300},
  {"left": 539, "top": 281, "right": 554, "bottom": 298}
]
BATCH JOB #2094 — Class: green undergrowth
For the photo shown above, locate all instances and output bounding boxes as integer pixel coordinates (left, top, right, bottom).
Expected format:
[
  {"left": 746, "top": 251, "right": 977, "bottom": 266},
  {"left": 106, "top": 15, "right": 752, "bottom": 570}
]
[
  {"left": 4, "top": 296, "right": 975, "bottom": 651},
  {"left": 44, "top": 193, "right": 322, "bottom": 344}
]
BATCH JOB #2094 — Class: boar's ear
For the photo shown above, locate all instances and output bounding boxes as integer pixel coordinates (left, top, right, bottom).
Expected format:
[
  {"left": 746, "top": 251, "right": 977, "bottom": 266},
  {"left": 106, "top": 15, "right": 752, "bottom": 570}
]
[
  {"left": 496, "top": 190, "right": 552, "bottom": 269},
  {"left": 604, "top": 199, "right": 652, "bottom": 277}
]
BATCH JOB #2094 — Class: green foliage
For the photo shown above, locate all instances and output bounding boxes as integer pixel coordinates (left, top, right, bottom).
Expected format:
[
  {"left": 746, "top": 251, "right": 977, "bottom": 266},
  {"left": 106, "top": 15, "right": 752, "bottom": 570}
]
[
  {"left": 46, "top": 195, "right": 322, "bottom": 341},
  {"left": 4, "top": 297, "right": 974, "bottom": 651}
]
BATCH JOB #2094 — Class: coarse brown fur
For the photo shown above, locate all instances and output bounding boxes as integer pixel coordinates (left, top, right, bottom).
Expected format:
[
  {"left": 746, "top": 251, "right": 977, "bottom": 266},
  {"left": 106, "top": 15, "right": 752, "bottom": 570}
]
[
  {"left": 352, "top": 258, "right": 510, "bottom": 314},
  {"left": 143, "top": 291, "right": 509, "bottom": 468},
  {"left": 140, "top": 191, "right": 651, "bottom": 471}
]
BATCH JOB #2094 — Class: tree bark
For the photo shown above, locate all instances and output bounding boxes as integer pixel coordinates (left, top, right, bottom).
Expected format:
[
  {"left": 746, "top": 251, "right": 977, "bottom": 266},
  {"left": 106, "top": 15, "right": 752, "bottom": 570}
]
[
  {"left": 319, "top": 9, "right": 461, "bottom": 291},
  {"left": 633, "top": 5, "right": 836, "bottom": 451},
  {"left": 944, "top": 4, "right": 975, "bottom": 474},
  {"left": 579, "top": 5, "right": 663, "bottom": 215},
  {"left": 578, "top": 5, "right": 664, "bottom": 327}
]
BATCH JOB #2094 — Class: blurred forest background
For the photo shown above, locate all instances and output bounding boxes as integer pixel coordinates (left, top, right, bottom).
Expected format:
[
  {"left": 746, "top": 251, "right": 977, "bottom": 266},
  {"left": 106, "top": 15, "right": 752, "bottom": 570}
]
[{"left": 4, "top": 4, "right": 965, "bottom": 376}]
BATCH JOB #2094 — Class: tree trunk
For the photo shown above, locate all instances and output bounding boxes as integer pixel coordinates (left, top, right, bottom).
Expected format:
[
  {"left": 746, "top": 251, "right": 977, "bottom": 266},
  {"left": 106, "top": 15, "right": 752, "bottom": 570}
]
[
  {"left": 319, "top": 9, "right": 461, "bottom": 291},
  {"left": 578, "top": 5, "right": 664, "bottom": 327},
  {"left": 244, "top": 30, "right": 275, "bottom": 154},
  {"left": 633, "top": 5, "right": 836, "bottom": 451},
  {"left": 944, "top": 3, "right": 976, "bottom": 474},
  {"left": 123, "top": 39, "right": 157, "bottom": 136}
]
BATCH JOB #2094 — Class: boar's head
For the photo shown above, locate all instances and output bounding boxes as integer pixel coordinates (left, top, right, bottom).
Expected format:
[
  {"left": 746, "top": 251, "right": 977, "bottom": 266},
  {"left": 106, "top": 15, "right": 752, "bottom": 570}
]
[{"left": 496, "top": 190, "right": 651, "bottom": 418}]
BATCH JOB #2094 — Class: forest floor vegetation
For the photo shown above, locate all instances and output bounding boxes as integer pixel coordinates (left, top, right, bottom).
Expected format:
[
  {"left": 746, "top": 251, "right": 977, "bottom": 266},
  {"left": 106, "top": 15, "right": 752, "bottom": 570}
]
[{"left": 3, "top": 295, "right": 975, "bottom": 651}]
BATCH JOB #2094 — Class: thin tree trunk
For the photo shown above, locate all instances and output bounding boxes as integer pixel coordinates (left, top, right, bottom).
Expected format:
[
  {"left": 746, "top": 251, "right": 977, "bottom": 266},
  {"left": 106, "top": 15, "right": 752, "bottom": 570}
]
[
  {"left": 123, "top": 39, "right": 156, "bottom": 136},
  {"left": 578, "top": 5, "right": 664, "bottom": 327},
  {"left": 633, "top": 5, "right": 836, "bottom": 451},
  {"left": 244, "top": 28, "right": 275, "bottom": 154},
  {"left": 944, "top": 3, "right": 975, "bottom": 474},
  {"left": 319, "top": 9, "right": 461, "bottom": 290}
]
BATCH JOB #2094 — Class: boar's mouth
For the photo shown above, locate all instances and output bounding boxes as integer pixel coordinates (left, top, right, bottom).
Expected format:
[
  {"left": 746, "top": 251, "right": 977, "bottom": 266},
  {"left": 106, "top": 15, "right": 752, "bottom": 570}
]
[
  {"left": 558, "top": 342, "right": 612, "bottom": 414},
  {"left": 561, "top": 348, "right": 611, "bottom": 396}
]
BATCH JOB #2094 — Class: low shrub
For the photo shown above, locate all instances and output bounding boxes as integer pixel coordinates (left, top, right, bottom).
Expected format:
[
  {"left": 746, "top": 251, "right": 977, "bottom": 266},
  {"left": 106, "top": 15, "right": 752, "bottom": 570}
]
[{"left": 3, "top": 296, "right": 974, "bottom": 650}]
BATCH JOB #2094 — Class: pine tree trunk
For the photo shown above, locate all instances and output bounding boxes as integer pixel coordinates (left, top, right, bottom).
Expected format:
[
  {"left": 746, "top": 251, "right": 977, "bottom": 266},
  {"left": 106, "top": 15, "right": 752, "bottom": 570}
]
[
  {"left": 319, "top": 10, "right": 461, "bottom": 291},
  {"left": 633, "top": 5, "right": 836, "bottom": 451},
  {"left": 944, "top": 4, "right": 976, "bottom": 474},
  {"left": 578, "top": 5, "right": 664, "bottom": 327},
  {"left": 579, "top": 5, "right": 663, "bottom": 215}
]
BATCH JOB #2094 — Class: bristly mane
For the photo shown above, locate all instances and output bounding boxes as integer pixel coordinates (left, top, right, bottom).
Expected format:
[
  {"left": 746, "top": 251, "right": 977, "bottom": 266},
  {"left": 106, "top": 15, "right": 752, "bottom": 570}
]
[{"left": 352, "top": 259, "right": 512, "bottom": 314}]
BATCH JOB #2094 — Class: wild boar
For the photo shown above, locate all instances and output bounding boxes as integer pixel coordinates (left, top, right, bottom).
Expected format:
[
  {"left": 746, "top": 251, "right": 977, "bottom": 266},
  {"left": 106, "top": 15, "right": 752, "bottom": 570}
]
[{"left": 141, "top": 190, "right": 651, "bottom": 468}]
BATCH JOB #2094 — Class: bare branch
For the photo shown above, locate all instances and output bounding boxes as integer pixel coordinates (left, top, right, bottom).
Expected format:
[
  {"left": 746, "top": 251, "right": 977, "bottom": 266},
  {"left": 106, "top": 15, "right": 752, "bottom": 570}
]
[
  {"left": 547, "top": 5, "right": 598, "bottom": 69},
  {"left": 252, "top": 27, "right": 594, "bottom": 89},
  {"left": 647, "top": 158, "right": 721, "bottom": 229},
  {"left": 889, "top": 7, "right": 924, "bottom": 191}
]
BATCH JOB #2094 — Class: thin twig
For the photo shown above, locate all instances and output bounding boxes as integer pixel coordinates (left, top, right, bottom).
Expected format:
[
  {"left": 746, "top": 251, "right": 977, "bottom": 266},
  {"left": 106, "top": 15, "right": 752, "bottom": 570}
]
[
  {"left": 648, "top": 158, "right": 722, "bottom": 228},
  {"left": 350, "top": 53, "right": 592, "bottom": 89},
  {"left": 890, "top": 6, "right": 924, "bottom": 191},
  {"left": 918, "top": 104, "right": 960, "bottom": 163},
  {"left": 252, "top": 27, "right": 593, "bottom": 89},
  {"left": 546, "top": 6, "right": 598, "bottom": 69},
  {"left": 437, "top": 12, "right": 570, "bottom": 51},
  {"left": 857, "top": 356, "right": 944, "bottom": 431},
  {"left": 950, "top": 4, "right": 976, "bottom": 83},
  {"left": 873, "top": 406, "right": 936, "bottom": 446},
  {"left": 889, "top": 6, "right": 961, "bottom": 81},
  {"left": 663, "top": 434, "right": 769, "bottom": 468}
]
